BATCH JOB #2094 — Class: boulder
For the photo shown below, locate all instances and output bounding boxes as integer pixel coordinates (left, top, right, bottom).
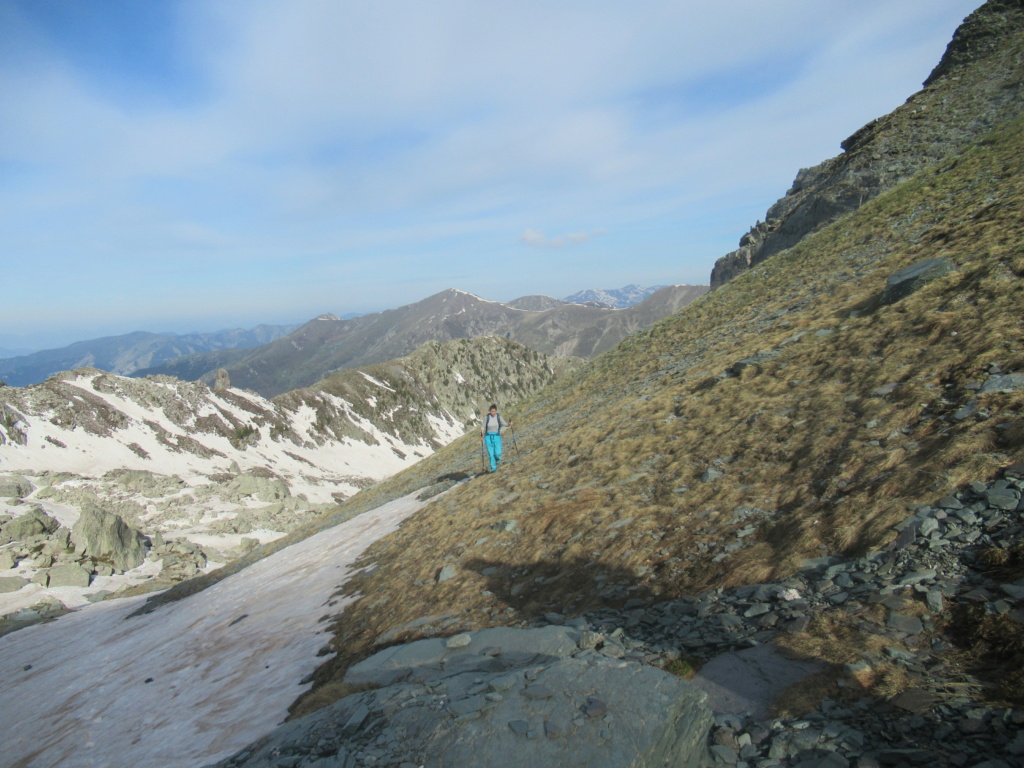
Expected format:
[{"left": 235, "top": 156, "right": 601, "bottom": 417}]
[
  {"left": 880, "top": 257, "right": 956, "bottom": 305},
  {"left": 0, "top": 508, "right": 60, "bottom": 543},
  {"left": 0, "top": 575, "right": 29, "bottom": 593},
  {"left": 226, "top": 473, "right": 290, "bottom": 502},
  {"left": 0, "top": 474, "right": 32, "bottom": 499},
  {"left": 214, "top": 626, "right": 713, "bottom": 768},
  {"left": 47, "top": 564, "right": 92, "bottom": 588},
  {"left": 0, "top": 550, "right": 17, "bottom": 569},
  {"left": 70, "top": 507, "right": 147, "bottom": 573}
]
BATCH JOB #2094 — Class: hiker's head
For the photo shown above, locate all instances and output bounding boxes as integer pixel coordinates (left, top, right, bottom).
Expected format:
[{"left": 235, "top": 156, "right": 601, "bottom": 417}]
[{"left": 489, "top": 404, "right": 497, "bottom": 413}]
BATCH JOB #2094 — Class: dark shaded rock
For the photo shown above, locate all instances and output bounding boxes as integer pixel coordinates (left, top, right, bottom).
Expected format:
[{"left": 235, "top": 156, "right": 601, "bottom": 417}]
[
  {"left": 690, "top": 644, "right": 826, "bottom": 719},
  {"left": 880, "top": 258, "right": 956, "bottom": 305}
]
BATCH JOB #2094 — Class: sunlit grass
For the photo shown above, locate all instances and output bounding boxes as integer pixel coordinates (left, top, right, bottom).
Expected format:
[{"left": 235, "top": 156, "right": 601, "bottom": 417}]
[{"left": 289, "top": 114, "right": 1024, "bottom": 718}]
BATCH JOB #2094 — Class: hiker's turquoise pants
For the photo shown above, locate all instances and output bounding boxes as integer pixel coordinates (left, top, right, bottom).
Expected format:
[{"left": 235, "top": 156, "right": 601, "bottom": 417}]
[{"left": 484, "top": 433, "right": 502, "bottom": 471}]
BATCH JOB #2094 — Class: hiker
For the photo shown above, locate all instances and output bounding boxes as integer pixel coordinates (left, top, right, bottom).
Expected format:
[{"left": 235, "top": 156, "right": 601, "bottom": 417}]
[{"left": 480, "top": 404, "right": 511, "bottom": 472}]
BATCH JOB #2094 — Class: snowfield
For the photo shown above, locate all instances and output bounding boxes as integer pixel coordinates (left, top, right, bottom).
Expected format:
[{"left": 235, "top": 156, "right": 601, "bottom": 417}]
[
  {"left": 0, "top": 491, "right": 431, "bottom": 768},
  {"left": 0, "top": 370, "right": 460, "bottom": 503}
]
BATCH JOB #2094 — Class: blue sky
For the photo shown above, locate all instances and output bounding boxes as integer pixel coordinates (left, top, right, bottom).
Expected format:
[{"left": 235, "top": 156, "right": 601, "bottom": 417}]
[{"left": 0, "top": 0, "right": 981, "bottom": 351}]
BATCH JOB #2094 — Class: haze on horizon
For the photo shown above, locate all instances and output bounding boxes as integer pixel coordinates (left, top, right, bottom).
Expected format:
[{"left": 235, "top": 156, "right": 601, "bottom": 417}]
[{"left": 0, "top": 0, "right": 980, "bottom": 351}]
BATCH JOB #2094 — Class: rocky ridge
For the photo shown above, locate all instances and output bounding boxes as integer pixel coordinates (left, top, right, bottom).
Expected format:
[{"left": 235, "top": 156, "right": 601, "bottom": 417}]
[
  {"left": 563, "top": 284, "right": 667, "bottom": 309},
  {"left": 0, "top": 338, "right": 573, "bottom": 619},
  {"left": 709, "top": 0, "right": 1024, "bottom": 288},
  {"left": 136, "top": 286, "right": 707, "bottom": 398}
]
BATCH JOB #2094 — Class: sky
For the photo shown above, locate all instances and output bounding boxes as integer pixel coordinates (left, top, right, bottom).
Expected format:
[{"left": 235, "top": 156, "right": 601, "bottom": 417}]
[{"left": 0, "top": 0, "right": 982, "bottom": 351}]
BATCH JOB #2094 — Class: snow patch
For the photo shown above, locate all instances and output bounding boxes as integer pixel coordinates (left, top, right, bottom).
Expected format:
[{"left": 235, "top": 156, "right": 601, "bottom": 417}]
[
  {"left": 0, "top": 491, "right": 430, "bottom": 768},
  {"left": 357, "top": 371, "right": 396, "bottom": 392}
]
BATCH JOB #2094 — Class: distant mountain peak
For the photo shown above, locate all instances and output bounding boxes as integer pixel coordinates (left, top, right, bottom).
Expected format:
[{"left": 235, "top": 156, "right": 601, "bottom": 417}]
[
  {"left": 315, "top": 313, "right": 341, "bottom": 322},
  {"left": 563, "top": 285, "right": 666, "bottom": 309}
]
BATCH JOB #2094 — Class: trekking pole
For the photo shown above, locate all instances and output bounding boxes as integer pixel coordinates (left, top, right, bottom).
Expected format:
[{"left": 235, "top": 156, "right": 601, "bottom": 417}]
[
  {"left": 479, "top": 436, "right": 487, "bottom": 474},
  {"left": 510, "top": 424, "right": 520, "bottom": 458}
]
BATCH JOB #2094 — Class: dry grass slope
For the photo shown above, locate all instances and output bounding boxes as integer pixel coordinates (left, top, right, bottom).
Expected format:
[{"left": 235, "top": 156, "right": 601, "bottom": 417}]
[{"left": 291, "top": 115, "right": 1024, "bottom": 719}]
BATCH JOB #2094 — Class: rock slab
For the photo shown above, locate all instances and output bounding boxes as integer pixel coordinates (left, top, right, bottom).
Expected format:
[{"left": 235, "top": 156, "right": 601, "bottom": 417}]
[
  {"left": 213, "top": 626, "right": 713, "bottom": 768},
  {"left": 689, "top": 644, "right": 825, "bottom": 720}
]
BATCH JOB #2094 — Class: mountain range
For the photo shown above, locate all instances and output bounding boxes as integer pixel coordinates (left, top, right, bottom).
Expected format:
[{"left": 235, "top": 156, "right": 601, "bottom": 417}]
[
  {"left": 0, "top": 335, "right": 573, "bottom": 556},
  {"left": 562, "top": 284, "right": 666, "bottom": 308},
  {"left": 0, "top": 324, "right": 299, "bottom": 389},
  {"left": 133, "top": 285, "right": 708, "bottom": 398},
  {"left": 0, "top": 285, "right": 682, "bottom": 391}
]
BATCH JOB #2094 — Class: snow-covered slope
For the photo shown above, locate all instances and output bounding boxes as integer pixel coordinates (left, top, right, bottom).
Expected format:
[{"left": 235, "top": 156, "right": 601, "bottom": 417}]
[
  {"left": 0, "top": 368, "right": 441, "bottom": 501},
  {"left": 0, "top": 338, "right": 574, "bottom": 616},
  {"left": 562, "top": 284, "right": 666, "bottom": 308},
  {"left": 0, "top": 491, "right": 430, "bottom": 768}
]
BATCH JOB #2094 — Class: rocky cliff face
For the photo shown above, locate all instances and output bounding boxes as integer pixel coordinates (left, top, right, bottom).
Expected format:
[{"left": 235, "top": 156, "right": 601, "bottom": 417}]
[{"left": 709, "top": 0, "right": 1024, "bottom": 288}]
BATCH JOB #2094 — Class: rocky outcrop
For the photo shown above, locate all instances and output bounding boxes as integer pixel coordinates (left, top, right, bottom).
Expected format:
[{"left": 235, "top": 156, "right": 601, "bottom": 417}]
[
  {"left": 213, "top": 626, "right": 713, "bottom": 768},
  {"left": 70, "top": 506, "right": 147, "bottom": 573},
  {"left": 215, "top": 368, "right": 231, "bottom": 391},
  {"left": 0, "top": 508, "right": 59, "bottom": 544},
  {"left": 709, "top": 0, "right": 1024, "bottom": 288},
  {"left": 880, "top": 257, "right": 957, "bottom": 305},
  {"left": 0, "top": 474, "right": 31, "bottom": 500}
]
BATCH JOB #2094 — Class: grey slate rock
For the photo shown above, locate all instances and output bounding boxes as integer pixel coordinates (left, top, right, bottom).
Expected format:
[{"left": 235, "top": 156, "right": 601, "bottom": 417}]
[
  {"left": 985, "top": 488, "right": 1020, "bottom": 510},
  {"left": 345, "top": 626, "right": 581, "bottom": 687},
  {"left": 689, "top": 644, "right": 826, "bottom": 720},
  {"left": 215, "top": 627, "right": 713, "bottom": 768},
  {"left": 886, "top": 613, "right": 924, "bottom": 635},
  {"left": 880, "top": 257, "right": 955, "bottom": 305},
  {"left": 702, "top": 468, "right": 725, "bottom": 483},
  {"left": 980, "top": 373, "right": 1024, "bottom": 394}
]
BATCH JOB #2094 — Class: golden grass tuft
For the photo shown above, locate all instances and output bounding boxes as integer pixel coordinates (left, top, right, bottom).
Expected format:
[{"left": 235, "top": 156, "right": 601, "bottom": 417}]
[{"left": 870, "top": 664, "right": 913, "bottom": 699}]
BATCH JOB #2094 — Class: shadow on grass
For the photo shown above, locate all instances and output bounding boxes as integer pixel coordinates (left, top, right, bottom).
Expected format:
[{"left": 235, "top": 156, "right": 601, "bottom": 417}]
[{"left": 464, "top": 556, "right": 661, "bottom": 619}]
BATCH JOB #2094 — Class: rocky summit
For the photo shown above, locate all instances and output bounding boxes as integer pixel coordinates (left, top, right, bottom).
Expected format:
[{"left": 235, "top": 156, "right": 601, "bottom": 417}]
[{"left": 709, "top": 0, "right": 1024, "bottom": 289}]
